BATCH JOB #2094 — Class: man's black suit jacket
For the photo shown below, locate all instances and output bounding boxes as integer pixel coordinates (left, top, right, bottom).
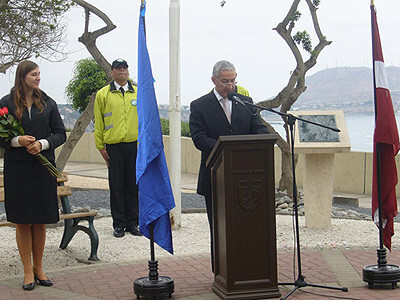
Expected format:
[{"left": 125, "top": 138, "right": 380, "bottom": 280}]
[{"left": 189, "top": 91, "right": 269, "bottom": 198}]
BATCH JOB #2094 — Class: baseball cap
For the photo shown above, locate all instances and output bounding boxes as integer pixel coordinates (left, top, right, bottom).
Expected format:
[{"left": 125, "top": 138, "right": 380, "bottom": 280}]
[{"left": 111, "top": 59, "right": 128, "bottom": 69}]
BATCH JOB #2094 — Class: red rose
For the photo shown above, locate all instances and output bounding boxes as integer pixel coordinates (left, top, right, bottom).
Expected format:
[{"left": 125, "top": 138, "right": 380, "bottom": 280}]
[
  {"left": 2, "top": 107, "right": 8, "bottom": 115},
  {"left": 0, "top": 109, "right": 4, "bottom": 116}
]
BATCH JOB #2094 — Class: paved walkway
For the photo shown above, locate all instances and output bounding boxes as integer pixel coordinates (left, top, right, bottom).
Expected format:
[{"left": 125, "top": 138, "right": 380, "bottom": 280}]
[
  {"left": 2, "top": 161, "right": 400, "bottom": 299},
  {"left": 1, "top": 248, "right": 400, "bottom": 299}
]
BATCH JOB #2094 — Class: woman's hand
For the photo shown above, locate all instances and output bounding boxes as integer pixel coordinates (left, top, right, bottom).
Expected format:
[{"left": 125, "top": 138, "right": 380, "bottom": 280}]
[
  {"left": 26, "top": 141, "right": 42, "bottom": 156},
  {"left": 19, "top": 135, "right": 36, "bottom": 147}
]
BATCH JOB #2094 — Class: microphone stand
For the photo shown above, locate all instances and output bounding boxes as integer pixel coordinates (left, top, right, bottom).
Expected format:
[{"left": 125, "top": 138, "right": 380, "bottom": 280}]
[{"left": 230, "top": 96, "right": 348, "bottom": 299}]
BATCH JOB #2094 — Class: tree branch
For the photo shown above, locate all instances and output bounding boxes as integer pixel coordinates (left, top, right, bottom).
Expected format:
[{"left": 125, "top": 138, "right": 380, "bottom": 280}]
[
  {"left": 256, "top": 0, "right": 331, "bottom": 194},
  {"left": 0, "top": 0, "right": 70, "bottom": 73},
  {"left": 56, "top": 94, "right": 96, "bottom": 170},
  {"left": 57, "top": 0, "right": 117, "bottom": 170},
  {"left": 277, "top": 0, "right": 301, "bottom": 30},
  {"left": 71, "top": 0, "right": 116, "bottom": 79},
  {"left": 304, "top": 0, "right": 332, "bottom": 71}
]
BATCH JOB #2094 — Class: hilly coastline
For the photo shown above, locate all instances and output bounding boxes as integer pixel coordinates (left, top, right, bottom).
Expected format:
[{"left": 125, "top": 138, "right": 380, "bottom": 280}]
[
  {"left": 294, "top": 66, "right": 400, "bottom": 113},
  {"left": 60, "top": 66, "right": 400, "bottom": 129}
]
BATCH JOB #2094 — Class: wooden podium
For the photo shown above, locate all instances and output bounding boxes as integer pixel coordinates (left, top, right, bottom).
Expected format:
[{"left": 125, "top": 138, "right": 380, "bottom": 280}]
[{"left": 206, "top": 134, "right": 280, "bottom": 299}]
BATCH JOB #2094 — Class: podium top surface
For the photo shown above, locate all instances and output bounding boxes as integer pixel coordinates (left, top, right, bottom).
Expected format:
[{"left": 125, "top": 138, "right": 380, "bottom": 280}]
[{"left": 206, "top": 134, "right": 278, "bottom": 167}]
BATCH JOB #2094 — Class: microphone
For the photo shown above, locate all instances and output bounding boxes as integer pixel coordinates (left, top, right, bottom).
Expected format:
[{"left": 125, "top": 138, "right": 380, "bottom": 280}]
[{"left": 227, "top": 91, "right": 246, "bottom": 107}]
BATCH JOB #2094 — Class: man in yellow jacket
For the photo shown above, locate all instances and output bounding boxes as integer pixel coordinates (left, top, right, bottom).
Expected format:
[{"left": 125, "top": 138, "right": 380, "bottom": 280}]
[{"left": 94, "top": 59, "right": 140, "bottom": 238}]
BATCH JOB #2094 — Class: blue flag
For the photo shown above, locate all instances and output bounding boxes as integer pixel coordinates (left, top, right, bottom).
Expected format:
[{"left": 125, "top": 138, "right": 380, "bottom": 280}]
[{"left": 136, "top": 2, "right": 175, "bottom": 254}]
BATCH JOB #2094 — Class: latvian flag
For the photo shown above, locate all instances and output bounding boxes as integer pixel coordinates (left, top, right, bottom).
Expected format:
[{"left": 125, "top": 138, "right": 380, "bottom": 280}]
[{"left": 371, "top": 3, "right": 400, "bottom": 251}]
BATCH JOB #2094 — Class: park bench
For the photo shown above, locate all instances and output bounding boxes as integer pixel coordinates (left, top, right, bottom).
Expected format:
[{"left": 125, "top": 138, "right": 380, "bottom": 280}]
[{"left": 0, "top": 172, "right": 99, "bottom": 261}]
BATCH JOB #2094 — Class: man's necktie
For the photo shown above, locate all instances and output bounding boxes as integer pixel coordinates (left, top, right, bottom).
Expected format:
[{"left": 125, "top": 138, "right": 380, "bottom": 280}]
[
  {"left": 221, "top": 98, "right": 231, "bottom": 124},
  {"left": 119, "top": 86, "right": 125, "bottom": 96}
]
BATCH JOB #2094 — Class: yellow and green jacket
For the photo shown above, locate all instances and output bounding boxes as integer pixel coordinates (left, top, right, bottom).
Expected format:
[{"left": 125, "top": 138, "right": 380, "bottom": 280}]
[
  {"left": 94, "top": 81, "right": 138, "bottom": 150},
  {"left": 236, "top": 85, "right": 250, "bottom": 97}
]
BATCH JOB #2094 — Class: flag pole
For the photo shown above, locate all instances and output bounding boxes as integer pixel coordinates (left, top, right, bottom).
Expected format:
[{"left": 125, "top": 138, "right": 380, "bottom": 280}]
[
  {"left": 133, "top": 1, "right": 175, "bottom": 298},
  {"left": 362, "top": 2, "right": 400, "bottom": 288},
  {"left": 371, "top": 1, "right": 385, "bottom": 258},
  {"left": 134, "top": 222, "right": 175, "bottom": 298}
]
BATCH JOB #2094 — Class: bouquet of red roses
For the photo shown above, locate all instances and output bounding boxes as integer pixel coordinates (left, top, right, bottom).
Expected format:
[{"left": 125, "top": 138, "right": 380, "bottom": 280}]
[{"left": 0, "top": 107, "right": 61, "bottom": 178}]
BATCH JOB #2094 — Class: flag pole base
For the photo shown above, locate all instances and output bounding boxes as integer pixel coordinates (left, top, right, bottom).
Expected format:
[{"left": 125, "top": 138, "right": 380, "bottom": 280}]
[
  {"left": 363, "top": 264, "right": 400, "bottom": 289},
  {"left": 134, "top": 276, "right": 174, "bottom": 299},
  {"left": 134, "top": 260, "right": 174, "bottom": 299},
  {"left": 362, "top": 247, "right": 400, "bottom": 288}
]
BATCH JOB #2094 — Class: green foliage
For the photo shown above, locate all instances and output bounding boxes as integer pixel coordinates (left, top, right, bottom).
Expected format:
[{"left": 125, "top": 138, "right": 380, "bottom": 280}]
[
  {"left": 160, "top": 118, "right": 191, "bottom": 137},
  {"left": 290, "top": 10, "right": 301, "bottom": 23},
  {"left": 0, "top": 113, "right": 25, "bottom": 139},
  {"left": 312, "top": 0, "right": 321, "bottom": 7},
  {"left": 0, "top": 0, "right": 73, "bottom": 69},
  {"left": 181, "top": 121, "right": 191, "bottom": 137},
  {"left": 65, "top": 58, "right": 108, "bottom": 113},
  {"left": 293, "top": 30, "right": 312, "bottom": 53},
  {"left": 160, "top": 118, "right": 169, "bottom": 135}
]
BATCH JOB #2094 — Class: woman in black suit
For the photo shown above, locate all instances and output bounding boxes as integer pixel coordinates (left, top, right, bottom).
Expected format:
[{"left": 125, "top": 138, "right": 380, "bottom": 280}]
[{"left": 0, "top": 61, "right": 66, "bottom": 291}]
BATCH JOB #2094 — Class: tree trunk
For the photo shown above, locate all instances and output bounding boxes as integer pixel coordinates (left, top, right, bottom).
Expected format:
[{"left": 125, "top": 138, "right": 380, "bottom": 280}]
[
  {"left": 256, "top": 0, "right": 331, "bottom": 198},
  {"left": 56, "top": 94, "right": 95, "bottom": 171},
  {"left": 262, "top": 119, "right": 295, "bottom": 197},
  {"left": 56, "top": 0, "right": 116, "bottom": 169},
  {"left": 278, "top": 147, "right": 293, "bottom": 197}
]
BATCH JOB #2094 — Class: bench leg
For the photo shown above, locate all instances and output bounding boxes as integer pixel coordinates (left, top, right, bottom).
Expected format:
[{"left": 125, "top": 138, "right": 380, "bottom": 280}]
[
  {"left": 59, "top": 217, "right": 100, "bottom": 261},
  {"left": 85, "top": 217, "right": 100, "bottom": 261},
  {"left": 59, "top": 219, "right": 76, "bottom": 249}
]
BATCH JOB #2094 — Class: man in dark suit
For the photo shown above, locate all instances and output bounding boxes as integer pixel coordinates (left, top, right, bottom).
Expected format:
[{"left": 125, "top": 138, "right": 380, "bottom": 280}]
[{"left": 189, "top": 60, "right": 269, "bottom": 270}]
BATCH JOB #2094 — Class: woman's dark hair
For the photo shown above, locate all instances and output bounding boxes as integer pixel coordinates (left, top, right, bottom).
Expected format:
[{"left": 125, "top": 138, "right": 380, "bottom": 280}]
[{"left": 11, "top": 60, "right": 45, "bottom": 120}]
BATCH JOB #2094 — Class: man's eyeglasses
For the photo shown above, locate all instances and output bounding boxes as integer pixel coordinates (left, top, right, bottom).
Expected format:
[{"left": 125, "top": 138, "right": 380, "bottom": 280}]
[{"left": 215, "top": 77, "right": 237, "bottom": 87}]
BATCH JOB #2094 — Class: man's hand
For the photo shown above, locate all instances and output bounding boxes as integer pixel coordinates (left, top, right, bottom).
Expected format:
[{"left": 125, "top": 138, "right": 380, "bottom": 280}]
[
  {"left": 19, "top": 135, "right": 36, "bottom": 147},
  {"left": 99, "top": 148, "right": 109, "bottom": 167},
  {"left": 26, "top": 141, "right": 42, "bottom": 156}
]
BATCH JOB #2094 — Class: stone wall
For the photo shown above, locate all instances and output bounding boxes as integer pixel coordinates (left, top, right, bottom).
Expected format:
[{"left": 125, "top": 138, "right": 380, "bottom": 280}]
[{"left": 55, "top": 133, "right": 399, "bottom": 196}]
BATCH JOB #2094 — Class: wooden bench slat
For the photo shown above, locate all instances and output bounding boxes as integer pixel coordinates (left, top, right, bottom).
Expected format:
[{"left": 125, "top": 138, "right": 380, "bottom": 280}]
[
  {"left": 0, "top": 221, "right": 14, "bottom": 227},
  {"left": 60, "top": 211, "right": 97, "bottom": 219},
  {"left": 0, "top": 211, "right": 97, "bottom": 227},
  {"left": 0, "top": 185, "right": 71, "bottom": 203},
  {"left": 57, "top": 172, "right": 68, "bottom": 183},
  {"left": 57, "top": 186, "right": 72, "bottom": 197},
  {"left": 0, "top": 212, "right": 97, "bottom": 226},
  {"left": 0, "top": 172, "right": 68, "bottom": 185}
]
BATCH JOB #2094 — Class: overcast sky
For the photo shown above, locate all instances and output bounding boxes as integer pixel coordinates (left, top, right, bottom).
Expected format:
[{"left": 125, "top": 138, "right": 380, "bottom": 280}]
[{"left": 1, "top": 0, "right": 400, "bottom": 106}]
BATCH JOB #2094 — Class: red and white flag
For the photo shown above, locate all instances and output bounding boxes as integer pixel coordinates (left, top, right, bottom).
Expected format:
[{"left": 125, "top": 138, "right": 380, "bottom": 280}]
[{"left": 371, "top": 3, "right": 400, "bottom": 251}]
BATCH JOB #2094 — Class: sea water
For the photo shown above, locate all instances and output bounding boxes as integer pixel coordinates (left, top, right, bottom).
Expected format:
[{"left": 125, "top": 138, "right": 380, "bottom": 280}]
[{"left": 265, "top": 113, "right": 400, "bottom": 153}]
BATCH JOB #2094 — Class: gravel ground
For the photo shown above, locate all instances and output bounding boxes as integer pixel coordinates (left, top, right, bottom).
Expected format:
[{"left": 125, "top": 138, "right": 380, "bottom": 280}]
[
  {"left": 1, "top": 188, "right": 378, "bottom": 217},
  {"left": 0, "top": 175, "right": 399, "bottom": 280},
  {"left": 68, "top": 190, "right": 206, "bottom": 211},
  {"left": 69, "top": 191, "right": 385, "bottom": 219}
]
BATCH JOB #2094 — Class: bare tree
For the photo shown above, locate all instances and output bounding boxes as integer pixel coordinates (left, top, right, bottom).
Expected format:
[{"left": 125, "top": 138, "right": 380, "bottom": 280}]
[
  {"left": 257, "top": 0, "right": 331, "bottom": 196},
  {"left": 219, "top": 0, "right": 330, "bottom": 196},
  {"left": 56, "top": 0, "right": 116, "bottom": 170},
  {"left": 0, "top": 0, "right": 71, "bottom": 73}
]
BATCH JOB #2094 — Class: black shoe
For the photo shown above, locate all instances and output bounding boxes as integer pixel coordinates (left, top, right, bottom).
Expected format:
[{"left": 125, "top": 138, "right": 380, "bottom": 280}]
[
  {"left": 22, "top": 282, "right": 35, "bottom": 291},
  {"left": 34, "top": 274, "right": 53, "bottom": 287},
  {"left": 113, "top": 227, "right": 125, "bottom": 238},
  {"left": 125, "top": 226, "right": 141, "bottom": 236}
]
